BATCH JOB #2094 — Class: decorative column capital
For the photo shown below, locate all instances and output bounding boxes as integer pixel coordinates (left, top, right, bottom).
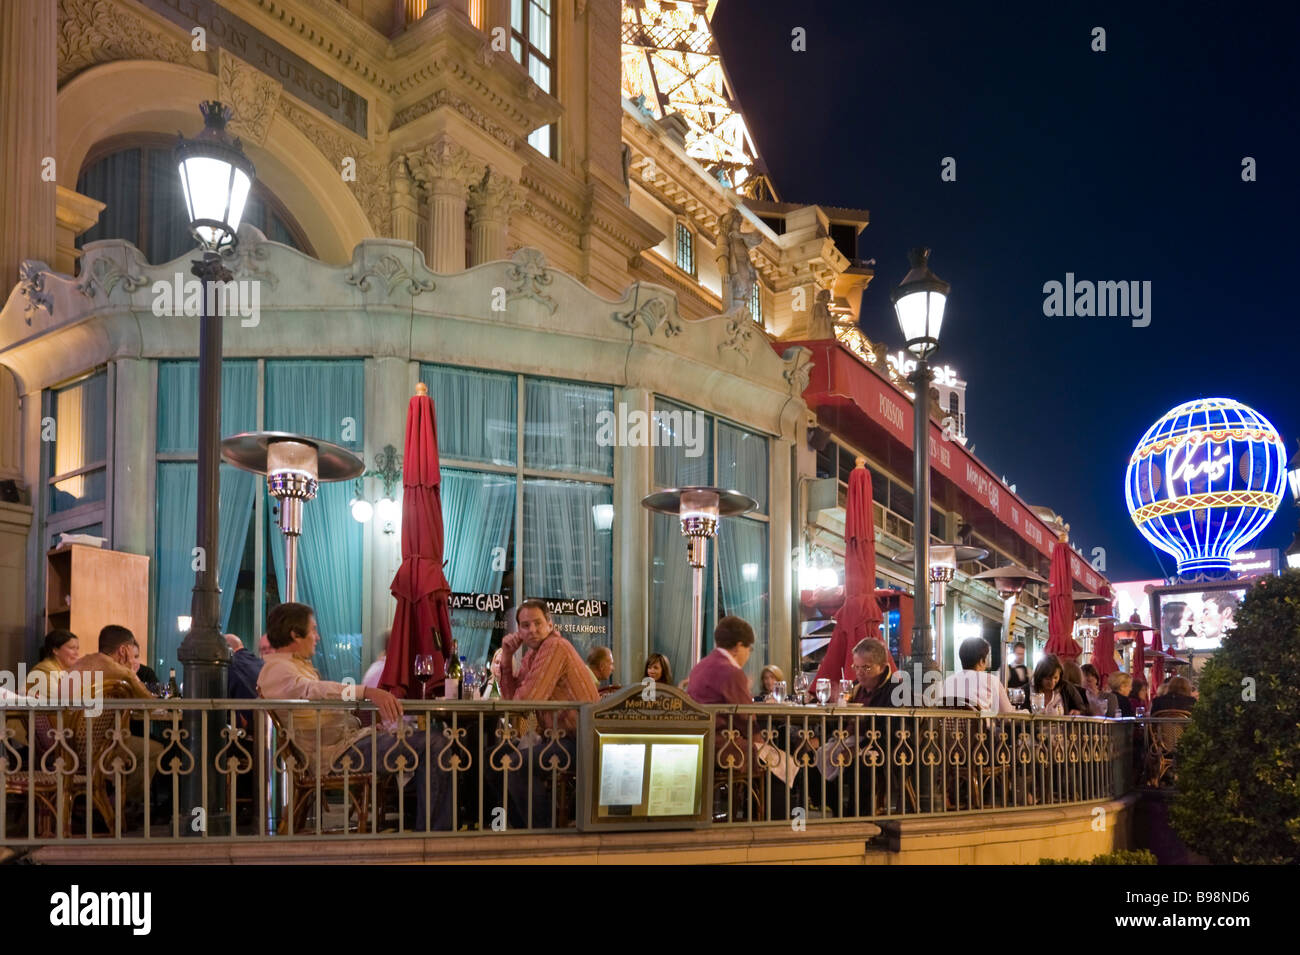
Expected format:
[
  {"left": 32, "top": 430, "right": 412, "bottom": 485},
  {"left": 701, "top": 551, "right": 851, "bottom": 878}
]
[
  {"left": 467, "top": 167, "right": 523, "bottom": 223},
  {"left": 406, "top": 138, "right": 484, "bottom": 197}
]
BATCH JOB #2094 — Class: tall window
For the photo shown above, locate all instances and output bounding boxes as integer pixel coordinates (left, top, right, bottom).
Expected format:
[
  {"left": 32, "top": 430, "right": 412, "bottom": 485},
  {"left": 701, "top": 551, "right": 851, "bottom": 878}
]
[
  {"left": 42, "top": 369, "right": 110, "bottom": 552},
  {"left": 750, "top": 282, "right": 764, "bottom": 324},
  {"left": 77, "top": 139, "right": 313, "bottom": 265},
  {"left": 421, "top": 364, "right": 614, "bottom": 665},
  {"left": 650, "top": 398, "right": 770, "bottom": 685},
  {"left": 511, "top": 0, "right": 556, "bottom": 157},
  {"left": 675, "top": 221, "right": 695, "bottom": 275}
]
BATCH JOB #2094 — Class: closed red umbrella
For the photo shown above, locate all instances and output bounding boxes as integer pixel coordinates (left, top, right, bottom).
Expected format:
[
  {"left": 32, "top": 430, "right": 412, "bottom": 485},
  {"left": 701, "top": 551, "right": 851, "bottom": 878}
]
[
  {"left": 1147, "top": 627, "right": 1165, "bottom": 698},
  {"left": 1090, "top": 585, "right": 1119, "bottom": 683},
  {"left": 380, "top": 382, "right": 455, "bottom": 698},
  {"left": 1130, "top": 616, "right": 1148, "bottom": 704},
  {"left": 1045, "top": 535, "right": 1082, "bottom": 660},
  {"left": 814, "top": 461, "right": 890, "bottom": 687}
]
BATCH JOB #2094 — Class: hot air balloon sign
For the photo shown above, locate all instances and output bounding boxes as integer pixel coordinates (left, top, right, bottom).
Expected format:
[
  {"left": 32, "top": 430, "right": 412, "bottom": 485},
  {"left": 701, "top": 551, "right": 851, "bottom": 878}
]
[{"left": 1125, "top": 397, "right": 1286, "bottom": 579}]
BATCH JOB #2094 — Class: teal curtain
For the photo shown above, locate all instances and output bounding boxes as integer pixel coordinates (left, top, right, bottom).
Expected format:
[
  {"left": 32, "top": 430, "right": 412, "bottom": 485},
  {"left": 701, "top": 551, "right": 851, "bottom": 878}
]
[
  {"left": 717, "top": 421, "right": 769, "bottom": 512},
  {"left": 653, "top": 397, "right": 712, "bottom": 488},
  {"left": 718, "top": 516, "right": 769, "bottom": 686},
  {"left": 419, "top": 364, "right": 517, "bottom": 466},
  {"left": 524, "top": 379, "right": 613, "bottom": 476},
  {"left": 152, "top": 361, "right": 258, "bottom": 674},
  {"left": 264, "top": 360, "right": 364, "bottom": 681},
  {"left": 441, "top": 468, "right": 516, "bottom": 665}
]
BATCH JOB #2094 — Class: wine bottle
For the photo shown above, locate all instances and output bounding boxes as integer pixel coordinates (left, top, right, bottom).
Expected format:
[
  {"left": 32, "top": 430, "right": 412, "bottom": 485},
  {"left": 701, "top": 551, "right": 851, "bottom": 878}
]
[
  {"left": 443, "top": 637, "right": 461, "bottom": 700},
  {"left": 458, "top": 655, "right": 469, "bottom": 699},
  {"left": 166, "top": 667, "right": 181, "bottom": 699}
]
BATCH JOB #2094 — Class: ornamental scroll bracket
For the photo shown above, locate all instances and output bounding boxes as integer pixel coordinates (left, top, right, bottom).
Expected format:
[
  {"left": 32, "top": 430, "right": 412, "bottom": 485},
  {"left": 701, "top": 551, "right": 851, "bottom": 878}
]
[
  {"left": 345, "top": 253, "right": 436, "bottom": 297},
  {"left": 504, "top": 248, "right": 556, "bottom": 314}
]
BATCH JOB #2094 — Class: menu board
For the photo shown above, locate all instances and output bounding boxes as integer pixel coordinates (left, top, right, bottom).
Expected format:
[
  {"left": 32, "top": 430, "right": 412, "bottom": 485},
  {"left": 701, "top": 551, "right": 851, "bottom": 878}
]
[
  {"left": 595, "top": 734, "right": 704, "bottom": 818},
  {"left": 598, "top": 743, "right": 645, "bottom": 806},
  {"left": 646, "top": 743, "right": 699, "bottom": 816}
]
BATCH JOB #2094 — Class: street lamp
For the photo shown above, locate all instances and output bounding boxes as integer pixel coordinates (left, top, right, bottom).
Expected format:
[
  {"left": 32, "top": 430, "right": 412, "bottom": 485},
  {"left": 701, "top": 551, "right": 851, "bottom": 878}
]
[
  {"left": 891, "top": 247, "right": 950, "bottom": 671},
  {"left": 174, "top": 101, "right": 255, "bottom": 703}
]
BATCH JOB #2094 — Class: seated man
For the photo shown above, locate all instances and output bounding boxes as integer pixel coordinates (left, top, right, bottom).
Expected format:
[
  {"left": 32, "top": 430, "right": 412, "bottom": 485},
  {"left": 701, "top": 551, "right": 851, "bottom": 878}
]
[
  {"left": 942, "top": 637, "right": 1015, "bottom": 715},
  {"left": 586, "top": 645, "right": 615, "bottom": 693},
  {"left": 816, "top": 638, "right": 903, "bottom": 800},
  {"left": 69, "top": 625, "right": 158, "bottom": 804},
  {"left": 257, "top": 601, "right": 447, "bottom": 830},
  {"left": 224, "top": 634, "right": 264, "bottom": 701},
  {"left": 498, "top": 600, "right": 599, "bottom": 827}
]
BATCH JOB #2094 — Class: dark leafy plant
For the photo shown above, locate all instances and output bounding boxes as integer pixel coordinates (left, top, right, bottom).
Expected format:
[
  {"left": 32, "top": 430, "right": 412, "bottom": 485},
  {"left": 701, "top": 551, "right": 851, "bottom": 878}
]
[
  {"left": 1038, "top": 849, "right": 1157, "bottom": 865},
  {"left": 1170, "top": 571, "right": 1300, "bottom": 864}
]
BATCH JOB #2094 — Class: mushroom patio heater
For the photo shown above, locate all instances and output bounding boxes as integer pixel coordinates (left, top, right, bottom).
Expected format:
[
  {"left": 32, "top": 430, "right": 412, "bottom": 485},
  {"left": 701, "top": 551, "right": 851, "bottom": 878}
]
[
  {"left": 972, "top": 563, "right": 1048, "bottom": 680},
  {"left": 222, "top": 431, "right": 364, "bottom": 601},
  {"left": 641, "top": 486, "right": 757, "bottom": 667},
  {"left": 898, "top": 544, "right": 988, "bottom": 669}
]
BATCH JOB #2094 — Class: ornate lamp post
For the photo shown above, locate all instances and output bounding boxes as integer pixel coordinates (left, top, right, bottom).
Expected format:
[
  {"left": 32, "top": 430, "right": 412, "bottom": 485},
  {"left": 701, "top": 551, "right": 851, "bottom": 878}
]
[
  {"left": 641, "top": 487, "right": 757, "bottom": 666},
  {"left": 891, "top": 247, "right": 950, "bottom": 671},
  {"left": 174, "top": 101, "right": 254, "bottom": 700}
]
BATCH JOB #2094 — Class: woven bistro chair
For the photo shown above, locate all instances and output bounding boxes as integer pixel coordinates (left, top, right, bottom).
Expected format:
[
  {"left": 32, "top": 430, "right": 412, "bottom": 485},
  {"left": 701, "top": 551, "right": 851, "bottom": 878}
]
[
  {"left": 1143, "top": 710, "right": 1191, "bottom": 788},
  {"left": 266, "top": 709, "right": 371, "bottom": 834},
  {"left": 4, "top": 710, "right": 117, "bottom": 837}
]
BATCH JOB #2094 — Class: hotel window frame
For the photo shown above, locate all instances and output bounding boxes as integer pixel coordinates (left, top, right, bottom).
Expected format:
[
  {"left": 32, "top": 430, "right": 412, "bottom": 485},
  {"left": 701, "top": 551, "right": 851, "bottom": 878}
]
[
  {"left": 75, "top": 135, "right": 315, "bottom": 267},
  {"left": 675, "top": 220, "right": 695, "bottom": 276},
  {"left": 420, "top": 363, "right": 616, "bottom": 664},
  {"left": 42, "top": 366, "right": 112, "bottom": 539},
  {"left": 511, "top": 0, "right": 557, "bottom": 159},
  {"left": 750, "top": 282, "right": 764, "bottom": 325},
  {"left": 649, "top": 396, "right": 772, "bottom": 672}
]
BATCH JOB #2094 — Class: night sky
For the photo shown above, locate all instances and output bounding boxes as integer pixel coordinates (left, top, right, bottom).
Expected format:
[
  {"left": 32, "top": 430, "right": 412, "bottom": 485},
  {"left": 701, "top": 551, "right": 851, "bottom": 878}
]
[{"left": 712, "top": 0, "right": 1300, "bottom": 582}]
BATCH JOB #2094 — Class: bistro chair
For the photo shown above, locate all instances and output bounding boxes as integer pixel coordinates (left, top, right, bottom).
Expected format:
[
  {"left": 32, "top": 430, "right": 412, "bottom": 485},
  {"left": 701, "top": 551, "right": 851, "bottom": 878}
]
[
  {"left": 266, "top": 709, "right": 371, "bottom": 834},
  {"left": 4, "top": 710, "right": 118, "bottom": 838},
  {"left": 1143, "top": 710, "right": 1191, "bottom": 788}
]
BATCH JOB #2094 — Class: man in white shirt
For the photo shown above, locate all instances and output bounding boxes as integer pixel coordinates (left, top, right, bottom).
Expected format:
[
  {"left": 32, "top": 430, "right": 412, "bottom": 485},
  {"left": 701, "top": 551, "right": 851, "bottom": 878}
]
[
  {"left": 942, "top": 637, "right": 1014, "bottom": 716},
  {"left": 257, "top": 603, "right": 449, "bottom": 830}
]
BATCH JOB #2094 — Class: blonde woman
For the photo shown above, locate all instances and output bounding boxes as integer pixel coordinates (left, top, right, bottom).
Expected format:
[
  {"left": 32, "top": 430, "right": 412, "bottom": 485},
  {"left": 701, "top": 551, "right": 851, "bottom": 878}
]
[{"left": 756, "top": 663, "right": 786, "bottom": 702}]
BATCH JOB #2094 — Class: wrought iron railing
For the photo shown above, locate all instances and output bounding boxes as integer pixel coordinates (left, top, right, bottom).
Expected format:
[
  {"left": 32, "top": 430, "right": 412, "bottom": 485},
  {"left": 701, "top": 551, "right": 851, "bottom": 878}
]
[{"left": 1, "top": 699, "right": 1161, "bottom": 845}]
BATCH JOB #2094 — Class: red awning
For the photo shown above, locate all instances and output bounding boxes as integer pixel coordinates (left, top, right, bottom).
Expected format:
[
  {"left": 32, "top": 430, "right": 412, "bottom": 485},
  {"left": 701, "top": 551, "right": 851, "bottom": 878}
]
[{"left": 780, "top": 339, "right": 1107, "bottom": 594}]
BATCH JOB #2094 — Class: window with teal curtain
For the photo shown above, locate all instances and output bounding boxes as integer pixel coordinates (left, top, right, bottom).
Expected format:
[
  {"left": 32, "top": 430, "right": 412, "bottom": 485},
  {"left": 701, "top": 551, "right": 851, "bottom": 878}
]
[
  {"left": 524, "top": 379, "right": 613, "bottom": 476},
  {"left": 264, "top": 360, "right": 364, "bottom": 681},
  {"left": 441, "top": 468, "right": 516, "bottom": 664},
  {"left": 717, "top": 421, "right": 768, "bottom": 512},
  {"left": 419, "top": 364, "right": 516, "bottom": 466},
  {"left": 718, "top": 516, "right": 769, "bottom": 687},
  {"left": 522, "top": 479, "right": 612, "bottom": 661},
  {"left": 47, "top": 371, "right": 109, "bottom": 515},
  {"left": 652, "top": 397, "right": 711, "bottom": 489},
  {"left": 152, "top": 361, "right": 258, "bottom": 674}
]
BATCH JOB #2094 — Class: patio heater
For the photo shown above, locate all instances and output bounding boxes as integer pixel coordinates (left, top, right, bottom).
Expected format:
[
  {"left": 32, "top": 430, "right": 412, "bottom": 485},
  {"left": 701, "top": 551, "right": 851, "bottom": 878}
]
[
  {"left": 641, "top": 486, "right": 757, "bottom": 667},
  {"left": 898, "top": 543, "right": 988, "bottom": 669},
  {"left": 971, "top": 563, "right": 1048, "bottom": 680},
  {"left": 222, "top": 432, "right": 364, "bottom": 600}
]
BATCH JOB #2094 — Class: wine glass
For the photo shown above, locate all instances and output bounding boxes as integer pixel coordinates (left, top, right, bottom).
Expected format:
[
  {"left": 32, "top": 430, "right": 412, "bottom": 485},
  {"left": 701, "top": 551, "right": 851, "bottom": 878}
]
[
  {"left": 1030, "top": 691, "right": 1045, "bottom": 714},
  {"left": 1008, "top": 687, "right": 1025, "bottom": 708},
  {"left": 815, "top": 678, "right": 832, "bottom": 706},
  {"left": 839, "top": 678, "right": 853, "bottom": 704},
  {"left": 794, "top": 671, "right": 810, "bottom": 704},
  {"left": 414, "top": 654, "right": 435, "bottom": 700},
  {"left": 771, "top": 680, "right": 787, "bottom": 704}
]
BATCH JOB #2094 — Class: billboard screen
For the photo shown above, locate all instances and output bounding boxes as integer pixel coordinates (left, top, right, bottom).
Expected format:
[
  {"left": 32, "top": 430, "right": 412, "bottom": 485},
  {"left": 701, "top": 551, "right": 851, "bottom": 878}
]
[{"left": 1154, "top": 588, "right": 1244, "bottom": 652}]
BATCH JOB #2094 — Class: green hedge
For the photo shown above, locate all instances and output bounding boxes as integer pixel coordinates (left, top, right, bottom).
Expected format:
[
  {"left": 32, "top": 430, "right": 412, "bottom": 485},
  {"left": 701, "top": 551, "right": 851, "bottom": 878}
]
[{"left": 1038, "top": 849, "right": 1157, "bottom": 865}]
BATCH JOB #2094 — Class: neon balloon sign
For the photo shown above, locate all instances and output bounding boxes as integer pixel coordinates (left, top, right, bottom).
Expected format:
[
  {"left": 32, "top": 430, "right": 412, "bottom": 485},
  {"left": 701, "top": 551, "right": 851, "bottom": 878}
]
[{"left": 1125, "top": 397, "right": 1286, "bottom": 578}]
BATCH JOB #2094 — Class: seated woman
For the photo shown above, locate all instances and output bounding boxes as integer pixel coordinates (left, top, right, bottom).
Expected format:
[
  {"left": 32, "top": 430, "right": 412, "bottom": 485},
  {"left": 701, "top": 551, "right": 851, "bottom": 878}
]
[
  {"left": 642, "top": 652, "right": 673, "bottom": 687},
  {"left": 1080, "top": 663, "right": 1118, "bottom": 716},
  {"left": 1109, "top": 672, "right": 1135, "bottom": 717},
  {"left": 26, "top": 629, "right": 80, "bottom": 699},
  {"left": 1129, "top": 676, "right": 1150, "bottom": 715},
  {"left": 1150, "top": 675, "right": 1197, "bottom": 715},
  {"left": 755, "top": 664, "right": 785, "bottom": 702},
  {"left": 1031, "top": 654, "right": 1085, "bottom": 715}
]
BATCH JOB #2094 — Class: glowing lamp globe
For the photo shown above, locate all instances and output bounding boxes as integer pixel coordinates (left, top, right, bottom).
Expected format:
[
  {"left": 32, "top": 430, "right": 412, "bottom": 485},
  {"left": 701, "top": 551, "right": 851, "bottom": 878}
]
[{"left": 1125, "top": 397, "right": 1286, "bottom": 579}]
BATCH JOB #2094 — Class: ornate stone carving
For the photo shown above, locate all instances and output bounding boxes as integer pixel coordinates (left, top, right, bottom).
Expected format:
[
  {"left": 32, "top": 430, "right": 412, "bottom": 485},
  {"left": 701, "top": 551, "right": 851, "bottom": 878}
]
[
  {"left": 76, "top": 250, "right": 147, "bottom": 301},
  {"left": 392, "top": 89, "right": 516, "bottom": 148},
  {"left": 504, "top": 248, "right": 556, "bottom": 314},
  {"left": 717, "top": 307, "right": 756, "bottom": 362},
  {"left": 57, "top": 0, "right": 199, "bottom": 84},
  {"left": 346, "top": 253, "right": 435, "bottom": 297},
  {"left": 219, "top": 49, "right": 282, "bottom": 146},
  {"left": 613, "top": 291, "right": 682, "bottom": 338},
  {"left": 782, "top": 346, "right": 814, "bottom": 395},
  {"left": 468, "top": 168, "right": 522, "bottom": 222},
  {"left": 277, "top": 99, "right": 388, "bottom": 234},
  {"left": 18, "top": 261, "right": 53, "bottom": 325},
  {"left": 715, "top": 209, "right": 762, "bottom": 315},
  {"left": 521, "top": 200, "right": 579, "bottom": 244},
  {"left": 808, "top": 288, "right": 835, "bottom": 339},
  {"left": 227, "top": 228, "right": 280, "bottom": 288},
  {"left": 406, "top": 138, "right": 483, "bottom": 194}
]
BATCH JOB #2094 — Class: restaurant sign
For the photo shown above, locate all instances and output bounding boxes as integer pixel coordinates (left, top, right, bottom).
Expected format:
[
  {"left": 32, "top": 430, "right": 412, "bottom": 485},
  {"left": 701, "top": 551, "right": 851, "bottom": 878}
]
[{"left": 140, "top": 0, "right": 369, "bottom": 136}]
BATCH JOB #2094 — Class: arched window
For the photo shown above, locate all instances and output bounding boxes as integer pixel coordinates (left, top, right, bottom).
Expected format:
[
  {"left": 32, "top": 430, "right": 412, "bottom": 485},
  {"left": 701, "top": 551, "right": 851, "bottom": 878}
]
[{"left": 75, "top": 135, "right": 314, "bottom": 265}]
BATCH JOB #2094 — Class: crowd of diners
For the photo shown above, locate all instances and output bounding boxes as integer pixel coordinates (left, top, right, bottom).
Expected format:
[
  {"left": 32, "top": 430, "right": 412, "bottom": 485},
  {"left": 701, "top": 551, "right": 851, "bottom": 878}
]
[{"left": 2, "top": 603, "right": 1196, "bottom": 831}]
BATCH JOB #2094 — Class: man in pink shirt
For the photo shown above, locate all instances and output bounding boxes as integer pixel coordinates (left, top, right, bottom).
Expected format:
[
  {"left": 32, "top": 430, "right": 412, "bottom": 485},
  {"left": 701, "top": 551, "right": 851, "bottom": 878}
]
[{"left": 498, "top": 599, "right": 598, "bottom": 827}]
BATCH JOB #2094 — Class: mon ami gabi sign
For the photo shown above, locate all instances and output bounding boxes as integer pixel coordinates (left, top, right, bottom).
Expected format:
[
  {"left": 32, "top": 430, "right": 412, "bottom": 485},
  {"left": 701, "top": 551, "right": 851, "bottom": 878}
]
[{"left": 795, "top": 340, "right": 1106, "bottom": 593}]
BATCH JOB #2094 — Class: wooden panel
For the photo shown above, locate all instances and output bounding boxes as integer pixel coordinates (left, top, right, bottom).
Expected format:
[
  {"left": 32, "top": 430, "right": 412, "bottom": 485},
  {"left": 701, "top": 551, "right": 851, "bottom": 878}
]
[{"left": 46, "top": 544, "right": 149, "bottom": 661}]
